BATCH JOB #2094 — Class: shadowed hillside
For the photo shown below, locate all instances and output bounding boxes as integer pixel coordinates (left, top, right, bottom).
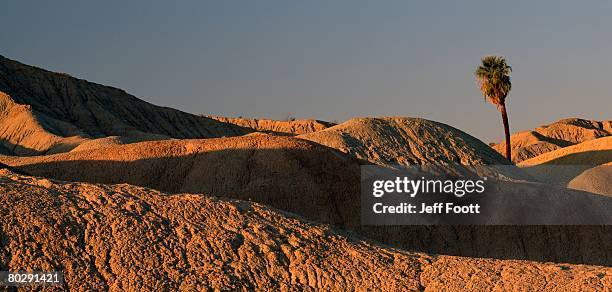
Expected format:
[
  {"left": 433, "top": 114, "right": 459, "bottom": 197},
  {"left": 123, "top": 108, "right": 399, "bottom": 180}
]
[
  {"left": 0, "top": 55, "right": 251, "bottom": 155},
  {"left": 0, "top": 144, "right": 12, "bottom": 155},
  {"left": 1, "top": 135, "right": 362, "bottom": 226},
  {"left": 0, "top": 91, "right": 88, "bottom": 154}
]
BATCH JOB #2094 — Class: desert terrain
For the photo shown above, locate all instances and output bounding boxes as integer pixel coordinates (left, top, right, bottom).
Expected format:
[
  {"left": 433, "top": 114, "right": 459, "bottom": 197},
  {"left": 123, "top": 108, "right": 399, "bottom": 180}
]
[
  {"left": 1, "top": 55, "right": 611, "bottom": 290},
  {"left": 491, "top": 118, "right": 612, "bottom": 163},
  {"left": 1, "top": 166, "right": 610, "bottom": 290}
]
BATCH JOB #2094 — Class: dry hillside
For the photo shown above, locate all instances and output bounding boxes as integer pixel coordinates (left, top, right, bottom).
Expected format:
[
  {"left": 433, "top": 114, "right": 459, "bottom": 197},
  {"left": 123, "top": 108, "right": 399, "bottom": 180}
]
[
  {"left": 0, "top": 55, "right": 250, "bottom": 155},
  {"left": 208, "top": 116, "right": 334, "bottom": 135},
  {"left": 299, "top": 117, "right": 511, "bottom": 166},
  {"left": 493, "top": 118, "right": 612, "bottom": 163},
  {"left": 3, "top": 135, "right": 611, "bottom": 266},
  {"left": 1, "top": 168, "right": 610, "bottom": 291}
]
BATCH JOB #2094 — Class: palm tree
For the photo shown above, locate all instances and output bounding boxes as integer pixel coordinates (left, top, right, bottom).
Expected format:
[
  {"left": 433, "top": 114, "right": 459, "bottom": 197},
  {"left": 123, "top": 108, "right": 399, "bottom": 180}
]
[{"left": 475, "top": 56, "right": 513, "bottom": 161}]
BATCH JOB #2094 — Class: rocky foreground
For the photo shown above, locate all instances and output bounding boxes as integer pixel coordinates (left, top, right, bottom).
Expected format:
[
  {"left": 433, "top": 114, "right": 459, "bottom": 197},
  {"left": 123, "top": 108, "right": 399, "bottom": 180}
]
[{"left": 1, "top": 168, "right": 610, "bottom": 291}]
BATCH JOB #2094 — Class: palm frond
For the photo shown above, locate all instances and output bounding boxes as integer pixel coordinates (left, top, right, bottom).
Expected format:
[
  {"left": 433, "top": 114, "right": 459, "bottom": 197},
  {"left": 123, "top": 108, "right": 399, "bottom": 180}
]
[{"left": 474, "top": 56, "right": 512, "bottom": 108}]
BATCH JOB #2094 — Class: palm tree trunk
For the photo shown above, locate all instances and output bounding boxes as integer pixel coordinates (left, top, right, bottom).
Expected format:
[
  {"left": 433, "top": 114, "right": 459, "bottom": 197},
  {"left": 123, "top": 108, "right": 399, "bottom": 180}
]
[{"left": 500, "top": 103, "right": 511, "bottom": 162}]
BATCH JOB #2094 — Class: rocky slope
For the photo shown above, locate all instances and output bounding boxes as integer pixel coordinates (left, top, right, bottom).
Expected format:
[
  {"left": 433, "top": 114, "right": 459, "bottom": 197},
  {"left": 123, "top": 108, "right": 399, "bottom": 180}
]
[
  {"left": 207, "top": 116, "right": 334, "bottom": 135},
  {"left": 299, "top": 117, "right": 511, "bottom": 166},
  {"left": 3, "top": 135, "right": 611, "bottom": 266},
  {"left": 0, "top": 55, "right": 250, "bottom": 155},
  {"left": 492, "top": 118, "right": 612, "bottom": 163},
  {"left": 1, "top": 169, "right": 610, "bottom": 291}
]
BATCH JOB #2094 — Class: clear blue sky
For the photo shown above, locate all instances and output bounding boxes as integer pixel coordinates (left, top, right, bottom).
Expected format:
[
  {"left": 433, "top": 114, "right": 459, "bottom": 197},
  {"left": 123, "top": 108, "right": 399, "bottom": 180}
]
[{"left": 2, "top": 0, "right": 611, "bottom": 142}]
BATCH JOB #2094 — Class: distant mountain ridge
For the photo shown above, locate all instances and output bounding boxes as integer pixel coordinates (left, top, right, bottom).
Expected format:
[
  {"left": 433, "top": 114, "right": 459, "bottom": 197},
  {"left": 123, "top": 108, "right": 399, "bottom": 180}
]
[{"left": 0, "top": 55, "right": 250, "bottom": 154}]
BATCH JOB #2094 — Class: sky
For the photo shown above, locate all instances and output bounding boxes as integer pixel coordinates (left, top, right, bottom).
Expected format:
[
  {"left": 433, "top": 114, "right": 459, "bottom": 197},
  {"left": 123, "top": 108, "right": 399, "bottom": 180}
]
[{"left": 1, "top": 0, "right": 611, "bottom": 142}]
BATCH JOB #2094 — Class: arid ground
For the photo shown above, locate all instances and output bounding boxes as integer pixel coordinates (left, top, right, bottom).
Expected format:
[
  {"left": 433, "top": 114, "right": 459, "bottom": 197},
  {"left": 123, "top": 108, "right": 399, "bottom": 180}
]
[{"left": 1, "top": 55, "right": 610, "bottom": 290}]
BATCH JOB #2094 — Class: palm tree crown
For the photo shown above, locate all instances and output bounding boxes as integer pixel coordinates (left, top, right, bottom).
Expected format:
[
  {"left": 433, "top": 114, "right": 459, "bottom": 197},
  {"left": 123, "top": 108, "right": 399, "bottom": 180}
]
[{"left": 475, "top": 56, "right": 512, "bottom": 108}]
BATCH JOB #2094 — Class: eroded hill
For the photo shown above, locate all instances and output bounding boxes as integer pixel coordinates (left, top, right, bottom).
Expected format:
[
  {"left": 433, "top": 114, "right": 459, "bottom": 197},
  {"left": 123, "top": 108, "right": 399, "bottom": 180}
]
[
  {"left": 492, "top": 118, "right": 612, "bottom": 163},
  {"left": 1, "top": 169, "right": 610, "bottom": 291},
  {"left": 298, "top": 117, "right": 511, "bottom": 166},
  {"left": 0, "top": 55, "right": 250, "bottom": 155}
]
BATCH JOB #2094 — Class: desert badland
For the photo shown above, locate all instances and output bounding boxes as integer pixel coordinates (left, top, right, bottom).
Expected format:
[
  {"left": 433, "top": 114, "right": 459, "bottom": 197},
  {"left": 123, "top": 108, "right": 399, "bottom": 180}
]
[{"left": 0, "top": 53, "right": 611, "bottom": 291}]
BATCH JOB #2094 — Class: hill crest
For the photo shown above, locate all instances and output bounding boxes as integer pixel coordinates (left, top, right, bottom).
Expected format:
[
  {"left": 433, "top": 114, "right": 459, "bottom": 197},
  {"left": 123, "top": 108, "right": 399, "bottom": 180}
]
[
  {"left": 299, "top": 117, "right": 511, "bottom": 166},
  {"left": 0, "top": 55, "right": 250, "bottom": 154}
]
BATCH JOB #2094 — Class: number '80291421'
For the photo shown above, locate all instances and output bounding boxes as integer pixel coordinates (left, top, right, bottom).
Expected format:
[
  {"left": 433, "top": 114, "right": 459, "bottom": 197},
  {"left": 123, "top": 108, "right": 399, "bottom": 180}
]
[{"left": 1, "top": 271, "right": 64, "bottom": 287}]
